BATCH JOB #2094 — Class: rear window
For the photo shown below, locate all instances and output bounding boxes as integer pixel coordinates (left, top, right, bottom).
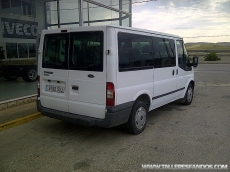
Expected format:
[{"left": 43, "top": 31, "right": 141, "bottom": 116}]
[
  {"left": 42, "top": 33, "right": 69, "bottom": 69},
  {"left": 42, "top": 31, "right": 103, "bottom": 71},
  {"left": 69, "top": 31, "right": 103, "bottom": 72}
]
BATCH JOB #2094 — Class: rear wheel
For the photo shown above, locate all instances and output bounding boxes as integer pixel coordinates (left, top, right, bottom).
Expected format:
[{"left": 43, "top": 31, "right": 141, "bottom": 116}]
[
  {"left": 2, "top": 68, "right": 18, "bottom": 80},
  {"left": 181, "top": 83, "right": 194, "bottom": 105},
  {"left": 126, "top": 101, "right": 148, "bottom": 134},
  {"left": 22, "top": 67, "right": 37, "bottom": 82}
]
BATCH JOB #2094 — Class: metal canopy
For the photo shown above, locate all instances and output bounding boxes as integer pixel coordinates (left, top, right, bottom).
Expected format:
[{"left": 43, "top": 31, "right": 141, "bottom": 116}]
[
  {"left": 84, "top": 0, "right": 131, "bottom": 15},
  {"left": 54, "top": 0, "right": 132, "bottom": 27}
]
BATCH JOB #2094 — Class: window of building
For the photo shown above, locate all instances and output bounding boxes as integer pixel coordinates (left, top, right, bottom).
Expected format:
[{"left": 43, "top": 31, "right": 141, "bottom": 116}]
[
  {"left": 0, "top": 45, "right": 6, "bottom": 59},
  {"left": 28, "top": 43, "right": 36, "bottom": 58},
  {"left": 46, "top": 1, "right": 58, "bottom": 25},
  {"left": 5, "top": 43, "right": 36, "bottom": 59},
  {"left": 1, "top": 0, "right": 33, "bottom": 16},
  {"left": 118, "top": 32, "right": 153, "bottom": 72},
  {"left": 18, "top": 43, "right": 28, "bottom": 58},
  {"left": 1, "top": 0, "right": 11, "bottom": 13},
  {"left": 153, "top": 37, "right": 176, "bottom": 68},
  {"left": 59, "top": 2, "right": 79, "bottom": 24},
  {"left": 6, "top": 43, "right": 18, "bottom": 59},
  {"left": 22, "top": 1, "right": 32, "bottom": 16},
  {"left": 11, "top": 0, "right": 22, "bottom": 15}
]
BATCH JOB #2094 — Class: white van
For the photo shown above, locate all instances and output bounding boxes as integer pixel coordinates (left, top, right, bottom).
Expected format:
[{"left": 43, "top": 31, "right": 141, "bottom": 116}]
[{"left": 37, "top": 25, "right": 198, "bottom": 134}]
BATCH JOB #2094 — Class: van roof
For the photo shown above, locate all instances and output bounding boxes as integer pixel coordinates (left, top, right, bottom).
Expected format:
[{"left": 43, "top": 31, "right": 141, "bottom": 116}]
[
  {"left": 42, "top": 25, "right": 182, "bottom": 39},
  {"left": 108, "top": 25, "right": 182, "bottom": 39}
]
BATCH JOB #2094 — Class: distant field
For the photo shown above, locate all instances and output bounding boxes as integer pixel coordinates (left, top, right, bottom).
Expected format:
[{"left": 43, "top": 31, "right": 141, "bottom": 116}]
[
  {"left": 185, "top": 43, "right": 230, "bottom": 63},
  {"left": 185, "top": 42, "right": 230, "bottom": 52}
]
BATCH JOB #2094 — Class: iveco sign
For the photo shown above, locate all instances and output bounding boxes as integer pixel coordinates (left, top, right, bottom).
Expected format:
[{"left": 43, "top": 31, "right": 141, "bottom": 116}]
[{"left": 1, "top": 18, "right": 38, "bottom": 39}]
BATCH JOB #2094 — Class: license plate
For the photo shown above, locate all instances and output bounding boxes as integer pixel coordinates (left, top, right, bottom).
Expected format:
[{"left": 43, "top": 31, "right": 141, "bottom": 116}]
[{"left": 46, "top": 85, "right": 64, "bottom": 93}]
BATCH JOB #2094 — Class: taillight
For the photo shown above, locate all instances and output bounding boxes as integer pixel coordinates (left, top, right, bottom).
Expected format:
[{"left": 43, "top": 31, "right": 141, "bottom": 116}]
[
  {"left": 37, "top": 75, "right": 40, "bottom": 96},
  {"left": 106, "top": 82, "right": 115, "bottom": 106}
]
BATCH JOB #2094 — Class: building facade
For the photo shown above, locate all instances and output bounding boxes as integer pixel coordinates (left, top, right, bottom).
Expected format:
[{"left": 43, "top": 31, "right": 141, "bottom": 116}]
[{"left": 0, "top": 0, "right": 132, "bottom": 101}]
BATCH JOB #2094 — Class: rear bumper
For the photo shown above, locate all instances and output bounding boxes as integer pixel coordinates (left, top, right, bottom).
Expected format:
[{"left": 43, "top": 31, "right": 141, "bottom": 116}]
[{"left": 37, "top": 99, "right": 133, "bottom": 128}]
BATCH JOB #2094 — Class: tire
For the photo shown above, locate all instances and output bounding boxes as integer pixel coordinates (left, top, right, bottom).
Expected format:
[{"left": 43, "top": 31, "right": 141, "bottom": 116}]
[
  {"left": 181, "top": 83, "right": 194, "bottom": 105},
  {"left": 22, "top": 67, "right": 37, "bottom": 82},
  {"left": 2, "top": 68, "right": 18, "bottom": 80},
  {"left": 126, "top": 101, "right": 148, "bottom": 134}
]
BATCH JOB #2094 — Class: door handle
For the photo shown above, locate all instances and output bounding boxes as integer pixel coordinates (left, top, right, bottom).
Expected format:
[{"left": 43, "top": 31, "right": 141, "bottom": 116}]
[
  {"left": 72, "top": 86, "right": 79, "bottom": 90},
  {"left": 172, "top": 69, "right": 175, "bottom": 76},
  {"left": 176, "top": 69, "right": 178, "bottom": 75}
]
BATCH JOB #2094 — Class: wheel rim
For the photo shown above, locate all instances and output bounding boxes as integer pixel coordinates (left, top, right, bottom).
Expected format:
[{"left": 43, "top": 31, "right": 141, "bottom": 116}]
[
  {"left": 28, "top": 69, "right": 37, "bottom": 80},
  {"left": 135, "top": 107, "right": 146, "bottom": 130},
  {"left": 187, "top": 87, "right": 193, "bottom": 103}
]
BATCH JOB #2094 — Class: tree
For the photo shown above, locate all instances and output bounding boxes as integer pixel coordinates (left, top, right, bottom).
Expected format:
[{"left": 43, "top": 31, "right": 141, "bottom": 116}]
[{"left": 204, "top": 52, "right": 220, "bottom": 61}]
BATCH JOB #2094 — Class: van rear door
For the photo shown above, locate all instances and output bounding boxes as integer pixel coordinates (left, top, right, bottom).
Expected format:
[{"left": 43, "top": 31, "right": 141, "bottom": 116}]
[
  {"left": 40, "top": 31, "right": 69, "bottom": 112},
  {"left": 68, "top": 29, "right": 106, "bottom": 119}
]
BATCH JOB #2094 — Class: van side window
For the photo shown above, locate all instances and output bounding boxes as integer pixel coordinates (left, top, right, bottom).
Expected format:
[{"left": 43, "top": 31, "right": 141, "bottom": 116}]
[
  {"left": 176, "top": 40, "right": 191, "bottom": 71},
  {"left": 69, "top": 31, "right": 103, "bottom": 72},
  {"left": 118, "top": 32, "right": 153, "bottom": 72},
  {"left": 42, "top": 33, "right": 69, "bottom": 69},
  {"left": 153, "top": 37, "right": 176, "bottom": 68},
  {"left": 176, "top": 40, "right": 189, "bottom": 65}
]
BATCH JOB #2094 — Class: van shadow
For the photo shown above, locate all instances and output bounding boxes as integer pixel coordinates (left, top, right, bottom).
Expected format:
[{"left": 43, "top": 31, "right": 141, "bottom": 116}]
[
  {"left": 42, "top": 118, "right": 129, "bottom": 139},
  {"left": 41, "top": 102, "right": 186, "bottom": 143}
]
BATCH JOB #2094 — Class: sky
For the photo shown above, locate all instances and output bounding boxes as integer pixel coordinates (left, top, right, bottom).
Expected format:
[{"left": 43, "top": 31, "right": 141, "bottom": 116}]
[{"left": 132, "top": 0, "right": 230, "bottom": 43}]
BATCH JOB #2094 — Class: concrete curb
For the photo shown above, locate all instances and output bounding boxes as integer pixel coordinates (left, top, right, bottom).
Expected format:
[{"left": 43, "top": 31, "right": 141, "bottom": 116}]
[
  {"left": 0, "top": 94, "right": 37, "bottom": 111},
  {"left": 0, "top": 112, "right": 43, "bottom": 131}
]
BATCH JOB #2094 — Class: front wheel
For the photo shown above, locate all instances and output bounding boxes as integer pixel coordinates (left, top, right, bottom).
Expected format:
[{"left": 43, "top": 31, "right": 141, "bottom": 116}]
[
  {"left": 126, "top": 101, "right": 148, "bottom": 134},
  {"left": 181, "top": 83, "right": 194, "bottom": 105}
]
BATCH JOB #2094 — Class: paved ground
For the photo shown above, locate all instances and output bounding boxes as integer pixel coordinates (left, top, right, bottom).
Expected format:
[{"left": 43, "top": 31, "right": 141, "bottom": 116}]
[
  {"left": 0, "top": 102, "right": 37, "bottom": 124},
  {"left": 0, "top": 64, "right": 230, "bottom": 172},
  {"left": 0, "top": 77, "right": 36, "bottom": 102}
]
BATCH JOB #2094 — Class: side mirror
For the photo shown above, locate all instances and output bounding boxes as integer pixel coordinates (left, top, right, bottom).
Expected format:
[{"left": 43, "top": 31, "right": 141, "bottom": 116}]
[{"left": 192, "top": 56, "right": 198, "bottom": 67}]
